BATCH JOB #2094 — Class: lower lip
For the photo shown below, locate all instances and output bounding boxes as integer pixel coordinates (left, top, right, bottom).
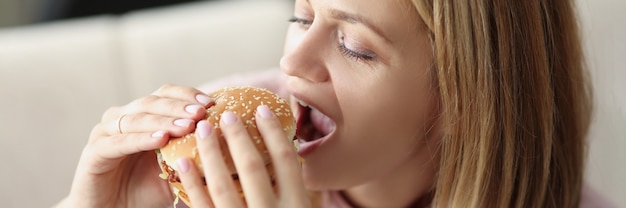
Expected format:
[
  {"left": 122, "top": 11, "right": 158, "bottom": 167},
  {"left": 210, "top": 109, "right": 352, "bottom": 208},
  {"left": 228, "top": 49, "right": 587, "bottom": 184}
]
[{"left": 297, "top": 134, "right": 330, "bottom": 157}]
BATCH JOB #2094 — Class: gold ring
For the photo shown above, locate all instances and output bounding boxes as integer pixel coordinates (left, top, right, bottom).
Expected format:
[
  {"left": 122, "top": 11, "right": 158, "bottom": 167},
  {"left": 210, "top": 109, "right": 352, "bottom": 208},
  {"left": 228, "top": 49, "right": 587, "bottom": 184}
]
[{"left": 117, "top": 114, "right": 127, "bottom": 134}]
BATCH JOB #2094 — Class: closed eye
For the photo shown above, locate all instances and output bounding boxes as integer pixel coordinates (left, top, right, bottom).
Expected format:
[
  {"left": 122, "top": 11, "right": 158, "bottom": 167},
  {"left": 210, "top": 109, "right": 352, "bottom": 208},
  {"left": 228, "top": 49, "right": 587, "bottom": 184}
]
[
  {"left": 338, "top": 42, "right": 377, "bottom": 62},
  {"left": 288, "top": 17, "right": 312, "bottom": 29}
]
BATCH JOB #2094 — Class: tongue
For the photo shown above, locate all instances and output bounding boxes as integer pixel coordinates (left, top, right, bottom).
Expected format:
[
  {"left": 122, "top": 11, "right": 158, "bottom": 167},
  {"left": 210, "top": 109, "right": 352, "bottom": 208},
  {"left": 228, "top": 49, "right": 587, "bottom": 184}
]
[{"left": 310, "top": 108, "right": 335, "bottom": 136}]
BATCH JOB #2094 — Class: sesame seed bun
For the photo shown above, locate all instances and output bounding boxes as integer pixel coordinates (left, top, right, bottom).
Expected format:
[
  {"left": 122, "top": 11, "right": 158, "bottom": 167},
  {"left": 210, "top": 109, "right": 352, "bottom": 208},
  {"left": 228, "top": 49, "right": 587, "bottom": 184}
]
[{"left": 157, "top": 86, "right": 296, "bottom": 206}]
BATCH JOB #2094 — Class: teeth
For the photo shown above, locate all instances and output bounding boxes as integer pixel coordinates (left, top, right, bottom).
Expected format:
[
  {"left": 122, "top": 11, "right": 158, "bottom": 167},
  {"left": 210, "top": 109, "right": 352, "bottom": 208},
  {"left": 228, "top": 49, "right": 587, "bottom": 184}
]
[{"left": 297, "top": 99, "right": 309, "bottom": 108}]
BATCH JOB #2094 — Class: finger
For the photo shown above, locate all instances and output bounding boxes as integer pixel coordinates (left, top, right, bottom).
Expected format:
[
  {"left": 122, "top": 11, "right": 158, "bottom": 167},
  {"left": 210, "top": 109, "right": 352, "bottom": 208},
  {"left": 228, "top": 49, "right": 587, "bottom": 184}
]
[
  {"left": 220, "top": 111, "right": 275, "bottom": 206},
  {"left": 125, "top": 95, "right": 208, "bottom": 121},
  {"left": 255, "top": 105, "right": 307, "bottom": 199},
  {"left": 100, "top": 106, "right": 124, "bottom": 123},
  {"left": 99, "top": 113, "right": 195, "bottom": 137},
  {"left": 195, "top": 120, "right": 245, "bottom": 208},
  {"left": 152, "top": 83, "right": 213, "bottom": 107},
  {"left": 176, "top": 158, "right": 215, "bottom": 208},
  {"left": 93, "top": 130, "right": 169, "bottom": 160}
]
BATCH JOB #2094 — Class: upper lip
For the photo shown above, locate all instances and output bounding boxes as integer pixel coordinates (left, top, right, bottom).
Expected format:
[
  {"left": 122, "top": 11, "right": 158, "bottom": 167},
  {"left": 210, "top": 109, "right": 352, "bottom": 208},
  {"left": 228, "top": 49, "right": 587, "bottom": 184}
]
[
  {"left": 286, "top": 79, "right": 338, "bottom": 134},
  {"left": 290, "top": 92, "right": 311, "bottom": 123},
  {"left": 291, "top": 92, "right": 313, "bottom": 110},
  {"left": 290, "top": 91, "right": 326, "bottom": 119},
  {"left": 291, "top": 90, "right": 340, "bottom": 137}
]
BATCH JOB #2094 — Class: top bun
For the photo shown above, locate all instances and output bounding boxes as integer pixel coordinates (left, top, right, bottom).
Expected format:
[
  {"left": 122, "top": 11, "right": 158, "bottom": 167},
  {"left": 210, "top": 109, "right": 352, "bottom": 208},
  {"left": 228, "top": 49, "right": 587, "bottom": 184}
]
[{"left": 159, "top": 86, "right": 296, "bottom": 175}]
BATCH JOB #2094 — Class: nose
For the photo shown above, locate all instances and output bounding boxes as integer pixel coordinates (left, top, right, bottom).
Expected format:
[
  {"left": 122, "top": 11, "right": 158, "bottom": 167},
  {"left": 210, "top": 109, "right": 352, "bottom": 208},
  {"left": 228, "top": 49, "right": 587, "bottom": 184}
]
[{"left": 280, "top": 26, "right": 330, "bottom": 83}]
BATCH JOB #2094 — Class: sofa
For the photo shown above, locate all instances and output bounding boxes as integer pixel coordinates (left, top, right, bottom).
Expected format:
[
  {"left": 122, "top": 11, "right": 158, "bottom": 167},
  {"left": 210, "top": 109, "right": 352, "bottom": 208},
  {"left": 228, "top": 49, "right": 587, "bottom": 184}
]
[{"left": 0, "top": 0, "right": 624, "bottom": 207}]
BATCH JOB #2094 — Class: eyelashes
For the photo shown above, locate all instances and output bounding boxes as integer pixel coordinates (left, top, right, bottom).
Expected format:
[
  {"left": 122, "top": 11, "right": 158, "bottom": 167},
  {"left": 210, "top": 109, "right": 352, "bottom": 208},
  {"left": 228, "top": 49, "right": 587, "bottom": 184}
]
[
  {"left": 288, "top": 17, "right": 312, "bottom": 28},
  {"left": 289, "top": 16, "right": 377, "bottom": 63},
  {"left": 338, "top": 42, "right": 377, "bottom": 62}
]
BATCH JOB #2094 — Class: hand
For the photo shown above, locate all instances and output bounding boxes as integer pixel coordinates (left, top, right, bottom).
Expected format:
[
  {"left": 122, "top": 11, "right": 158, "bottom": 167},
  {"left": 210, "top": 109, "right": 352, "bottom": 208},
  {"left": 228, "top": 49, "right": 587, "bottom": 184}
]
[
  {"left": 59, "top": 84, "right": 213, "bottom": 207},
  {"left": 176, "top": 105, "right": 310, "bottom": 208}
]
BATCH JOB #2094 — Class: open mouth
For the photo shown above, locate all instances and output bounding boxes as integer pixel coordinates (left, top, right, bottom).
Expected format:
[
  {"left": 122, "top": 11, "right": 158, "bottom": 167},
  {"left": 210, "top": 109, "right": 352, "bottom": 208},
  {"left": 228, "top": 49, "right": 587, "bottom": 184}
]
[{"left": 294, "top": 97, "right": 336, "bottom": 155}]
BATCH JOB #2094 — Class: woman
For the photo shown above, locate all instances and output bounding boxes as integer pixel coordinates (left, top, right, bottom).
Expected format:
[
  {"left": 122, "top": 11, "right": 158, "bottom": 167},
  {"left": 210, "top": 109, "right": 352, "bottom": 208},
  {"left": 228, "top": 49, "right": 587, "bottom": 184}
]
[{"left": 57, "top": 0, "right": 606, "bottom": 207}]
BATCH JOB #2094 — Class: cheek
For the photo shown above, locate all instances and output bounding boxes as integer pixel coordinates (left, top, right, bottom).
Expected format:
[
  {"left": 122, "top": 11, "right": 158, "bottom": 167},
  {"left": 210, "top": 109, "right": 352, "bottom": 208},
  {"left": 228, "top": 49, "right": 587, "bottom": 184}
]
[
  {"left": 335, "top": 75, "right": 434, "bottom": 162},
  {"left": 342, "top": 71, "right": 434, "bottom": 134}
]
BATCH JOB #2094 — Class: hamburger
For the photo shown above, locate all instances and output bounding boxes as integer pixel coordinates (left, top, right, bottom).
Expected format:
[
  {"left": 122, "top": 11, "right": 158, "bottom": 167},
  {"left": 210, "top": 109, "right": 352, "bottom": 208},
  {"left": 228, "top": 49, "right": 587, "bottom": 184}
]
[{"left": 156, "top": 86, "right": 298, "bottom": 207}]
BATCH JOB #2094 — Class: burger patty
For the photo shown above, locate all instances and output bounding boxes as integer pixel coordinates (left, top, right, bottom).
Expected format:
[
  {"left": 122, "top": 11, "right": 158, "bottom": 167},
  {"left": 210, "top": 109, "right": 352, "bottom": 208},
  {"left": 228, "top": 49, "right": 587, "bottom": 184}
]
[{"left": 160, "top": 161, "right": 276, "bottom": 185}]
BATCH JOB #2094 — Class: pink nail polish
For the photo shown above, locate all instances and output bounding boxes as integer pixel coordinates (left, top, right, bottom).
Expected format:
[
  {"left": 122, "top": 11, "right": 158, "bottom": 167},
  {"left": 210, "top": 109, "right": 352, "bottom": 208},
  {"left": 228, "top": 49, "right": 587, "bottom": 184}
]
[
  {"left": 257, "top": 105, "right": 274, "bottom": 118},
  {"left": 221, "top": 111, "right": 237, "bottom": 125},
  {"left": 196, "top": 94, "right": 212, "bottom": 106},
  {"left": 152, "top": 130, "right": 166, "bottom": 138},
  {"left": 176, "top": 158, "right": 190, "bottom": 173},
  {"left": 185, "top": 105, "right": 202, "bottom": 114},
  {"left": 174, "top": 119, "right": 193, "bottom": 127},
  {"left": 196, "top": 120, "right": 212, "bottom": 140}
]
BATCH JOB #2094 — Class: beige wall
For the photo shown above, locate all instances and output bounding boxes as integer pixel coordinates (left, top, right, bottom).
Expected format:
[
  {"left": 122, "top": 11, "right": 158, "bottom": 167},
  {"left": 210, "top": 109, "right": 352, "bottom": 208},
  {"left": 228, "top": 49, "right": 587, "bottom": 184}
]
[{"left": 577, "top": 0, "right": 626, "bottom": 207}]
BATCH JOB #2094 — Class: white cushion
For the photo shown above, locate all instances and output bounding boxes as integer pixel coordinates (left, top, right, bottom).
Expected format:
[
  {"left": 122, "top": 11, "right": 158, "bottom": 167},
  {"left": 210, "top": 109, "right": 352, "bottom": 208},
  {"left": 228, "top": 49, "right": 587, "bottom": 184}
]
[
  {"left": 0, "top": 17, "right": 126, "bottom": 207},
  {"left": 0, "top": 1, "right": 292, "bottom": 206}
]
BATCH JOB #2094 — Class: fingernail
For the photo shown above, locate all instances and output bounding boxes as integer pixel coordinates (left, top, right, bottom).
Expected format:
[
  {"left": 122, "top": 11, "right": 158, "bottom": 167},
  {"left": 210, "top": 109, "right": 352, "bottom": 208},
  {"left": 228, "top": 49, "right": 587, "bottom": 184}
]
[
  {"left": 152, "top": 130, "right": 166, "bottom": 138},
  {"left": 185, "top": 105, "right": 203, "bottom": 114},
  {"left": 196, "top": 94, "right": 212, "bottom": 106},
  {"left": 176, "top": 158, "right": 190, "bottom": 173},
  {"left": 196, "top": 120, "right": 212, "bottom": 140},
  {"left": 221, "top": 111, "right": 237, "bottom": 125},
  {"left": 174, "top": 118, "right": 194, "bottom": 127},
  {"left": 257, "top": 105, "right": 274, "bottom": 118}
]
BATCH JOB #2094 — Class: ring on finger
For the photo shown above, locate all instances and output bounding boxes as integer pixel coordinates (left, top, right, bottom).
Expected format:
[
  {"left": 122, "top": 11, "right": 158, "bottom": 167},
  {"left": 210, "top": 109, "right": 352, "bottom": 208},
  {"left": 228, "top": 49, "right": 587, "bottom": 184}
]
[{"left": 117, "top": 114, "right": 128, "bottom": 134}]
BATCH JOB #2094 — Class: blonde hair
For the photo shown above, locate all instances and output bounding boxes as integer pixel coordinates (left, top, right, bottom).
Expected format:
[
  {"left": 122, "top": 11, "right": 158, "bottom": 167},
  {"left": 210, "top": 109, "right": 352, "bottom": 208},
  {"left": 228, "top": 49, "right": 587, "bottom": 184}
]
[{"left": 412, "top": 0, "right": 592, "bottom": 207}]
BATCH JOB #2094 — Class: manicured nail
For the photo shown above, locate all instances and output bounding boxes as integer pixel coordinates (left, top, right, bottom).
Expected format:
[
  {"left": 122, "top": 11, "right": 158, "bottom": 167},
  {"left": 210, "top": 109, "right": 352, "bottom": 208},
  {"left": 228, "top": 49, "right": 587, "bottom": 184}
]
[
  {"left": 196, "top": 94, "right": 212, "bottom": 106},
  {"left": 152, "top": 130, "right": 166, "bottom": 138},
  {"left": 185, "top": 105, "right": 203, "bottom": 114},
  {"left": 196, "top": 120, "right": 212, "bottom": 140},
  {"left": 174, "top": 118, "right": 193, "bottom": 127},
  {"left": 221, "top": 111, "right": 237, "bottom": 125},
  {"left": 257, "top": 105, "right": 274, "bottom": 118},
  {"left": 176, "top": 158, "right": 190, "bottom": 173}
]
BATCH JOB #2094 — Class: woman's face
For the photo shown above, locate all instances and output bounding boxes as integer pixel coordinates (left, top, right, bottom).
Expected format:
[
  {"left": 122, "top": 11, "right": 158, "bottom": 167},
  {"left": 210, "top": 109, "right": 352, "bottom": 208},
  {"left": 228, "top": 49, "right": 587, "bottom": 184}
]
[{"left": 281, "top": 0, "right": 439, "bottom": 190}]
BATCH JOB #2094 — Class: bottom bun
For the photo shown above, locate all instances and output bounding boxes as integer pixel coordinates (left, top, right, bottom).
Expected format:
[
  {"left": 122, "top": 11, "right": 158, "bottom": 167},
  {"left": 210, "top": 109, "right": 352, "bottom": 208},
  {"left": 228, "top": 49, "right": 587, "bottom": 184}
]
[{"left": 166, "top": 163, "right": 277, "bottom": 207}]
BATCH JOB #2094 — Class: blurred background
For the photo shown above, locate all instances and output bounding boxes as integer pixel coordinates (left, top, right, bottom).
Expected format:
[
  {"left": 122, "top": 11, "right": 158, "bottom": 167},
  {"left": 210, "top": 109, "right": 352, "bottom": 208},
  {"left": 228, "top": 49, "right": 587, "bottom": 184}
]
[
  {"left": 0, "top": 0, "right": 206, "bottom": 27},
  {"left": 0, "top": 0, "right": 624, "bottom": 207}
]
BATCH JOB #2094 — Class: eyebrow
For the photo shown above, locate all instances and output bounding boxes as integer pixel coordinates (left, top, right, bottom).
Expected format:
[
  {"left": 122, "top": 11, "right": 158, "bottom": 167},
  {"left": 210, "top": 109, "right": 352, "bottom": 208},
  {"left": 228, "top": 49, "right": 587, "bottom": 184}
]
[{"left": 305, "top": 0, "right": 392, "bottom": 44}]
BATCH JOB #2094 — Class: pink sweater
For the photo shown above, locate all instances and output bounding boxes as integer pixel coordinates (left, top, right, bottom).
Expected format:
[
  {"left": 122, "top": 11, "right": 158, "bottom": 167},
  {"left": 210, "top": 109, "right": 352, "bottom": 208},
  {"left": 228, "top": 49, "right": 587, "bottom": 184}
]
[
  {"left": 321, "top": 184, "right": 618, "bottom": 208},
  {"left": 174, "top": 184, "right": 617, "bottom": 207}
]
